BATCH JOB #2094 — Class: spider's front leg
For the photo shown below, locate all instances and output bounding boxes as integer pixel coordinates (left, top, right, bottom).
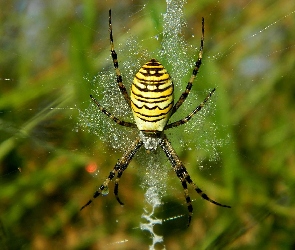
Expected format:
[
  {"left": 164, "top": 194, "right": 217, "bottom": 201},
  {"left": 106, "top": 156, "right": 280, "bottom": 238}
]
[
  {"left": 81, "top": 138, "right": 143, "bottom": 210},
  {"left": 159, "top": 135, "right": 230, "bottom": 226}
]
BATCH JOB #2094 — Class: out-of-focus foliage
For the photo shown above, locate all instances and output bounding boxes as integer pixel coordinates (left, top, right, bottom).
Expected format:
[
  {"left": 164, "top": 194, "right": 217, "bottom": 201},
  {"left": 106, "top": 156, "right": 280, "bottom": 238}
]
[{"left": 1, "top": 0, "right": 295, "bottom": 249}]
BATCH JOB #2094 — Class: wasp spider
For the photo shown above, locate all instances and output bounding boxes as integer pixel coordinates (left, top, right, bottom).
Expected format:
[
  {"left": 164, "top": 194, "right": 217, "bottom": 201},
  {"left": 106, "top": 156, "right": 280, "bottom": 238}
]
[{"left": 81, "top": 9, "right": 231, "bottom": 225}]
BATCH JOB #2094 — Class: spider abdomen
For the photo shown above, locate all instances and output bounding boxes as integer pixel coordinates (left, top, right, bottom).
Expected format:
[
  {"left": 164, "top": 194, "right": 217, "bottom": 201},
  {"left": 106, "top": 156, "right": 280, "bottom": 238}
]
[{"left": 130, "top": 59, "right": 174, "bottom": 131}]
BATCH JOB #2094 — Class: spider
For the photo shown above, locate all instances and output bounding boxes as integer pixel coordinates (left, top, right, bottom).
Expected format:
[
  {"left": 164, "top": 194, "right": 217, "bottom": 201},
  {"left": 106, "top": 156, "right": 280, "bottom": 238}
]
[{"left": 81, "top": 9, "right": 231, "bottom": 226}]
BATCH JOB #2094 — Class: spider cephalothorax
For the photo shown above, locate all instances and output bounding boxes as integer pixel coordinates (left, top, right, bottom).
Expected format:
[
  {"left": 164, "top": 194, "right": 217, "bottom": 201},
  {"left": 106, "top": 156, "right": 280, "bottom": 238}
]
[{"left": 81, "top": 9, "right": 230, "bottom": 226}]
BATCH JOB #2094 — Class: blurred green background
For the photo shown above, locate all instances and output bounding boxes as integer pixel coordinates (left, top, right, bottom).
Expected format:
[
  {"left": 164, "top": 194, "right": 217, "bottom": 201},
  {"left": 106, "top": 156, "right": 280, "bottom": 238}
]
[{"left": 1, "top": 0, "right": 295, "bottom": 249}]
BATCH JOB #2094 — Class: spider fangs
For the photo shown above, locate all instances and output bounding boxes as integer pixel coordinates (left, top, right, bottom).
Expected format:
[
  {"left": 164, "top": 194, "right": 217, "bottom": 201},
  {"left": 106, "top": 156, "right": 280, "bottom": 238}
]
[{"left": 81, "top": 9, "right": 230, "bottom": 226}]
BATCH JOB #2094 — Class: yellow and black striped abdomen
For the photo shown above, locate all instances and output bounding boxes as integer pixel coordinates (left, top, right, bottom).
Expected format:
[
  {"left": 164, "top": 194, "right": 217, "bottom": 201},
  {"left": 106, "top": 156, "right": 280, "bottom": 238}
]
[{"left": 130, "top": 59, "right": 174, "bottom": 131}]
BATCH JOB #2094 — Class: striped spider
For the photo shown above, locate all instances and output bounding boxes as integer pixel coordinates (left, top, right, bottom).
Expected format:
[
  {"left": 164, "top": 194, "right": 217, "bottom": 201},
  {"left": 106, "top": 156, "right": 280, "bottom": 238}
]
[{"left": 81, "top": 9, "right": 230, "bottom": 225}]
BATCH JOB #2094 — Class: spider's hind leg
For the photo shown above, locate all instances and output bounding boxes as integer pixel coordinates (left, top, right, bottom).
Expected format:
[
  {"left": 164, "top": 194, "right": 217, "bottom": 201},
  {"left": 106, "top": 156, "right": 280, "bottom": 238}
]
[
  {"left": 109, "top": 9, "right": 131, "bottom": 107},
  {"left": 170, "top": 17, "right": 205, "bottom": 116}
]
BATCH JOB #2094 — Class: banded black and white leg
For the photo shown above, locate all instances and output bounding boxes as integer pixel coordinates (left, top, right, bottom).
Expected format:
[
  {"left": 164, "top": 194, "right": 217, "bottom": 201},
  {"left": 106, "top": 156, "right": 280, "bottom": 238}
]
[
  {"left": 159, "top": 135, "right": 231, "bottom": 225},
  {"left": 109, "top": 9, "right": 131, "bottom": 107},
  {"left": 90, "top": 95, "right": 136, "bottom": 128},
  {"left": 81, "top": 137, "right": 143, "bottom": 210},
  {"left": 165, "top": 88, "right": 215, "bottom": 130},
  {"left": 171, "top": 17, "right": 206, "bottom": 116}
]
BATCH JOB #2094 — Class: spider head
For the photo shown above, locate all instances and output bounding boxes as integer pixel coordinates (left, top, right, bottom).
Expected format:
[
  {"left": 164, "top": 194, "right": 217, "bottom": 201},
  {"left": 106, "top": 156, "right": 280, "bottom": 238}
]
[{"left": 139, "top": 131, "right": 163, "bottom": 151}]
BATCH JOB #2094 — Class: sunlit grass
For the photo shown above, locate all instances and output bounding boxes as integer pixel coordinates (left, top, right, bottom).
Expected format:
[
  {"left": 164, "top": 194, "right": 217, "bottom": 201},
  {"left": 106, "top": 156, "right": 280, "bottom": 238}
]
[{"left": 1, "top": 0, "right": 295, "bottom": 249}]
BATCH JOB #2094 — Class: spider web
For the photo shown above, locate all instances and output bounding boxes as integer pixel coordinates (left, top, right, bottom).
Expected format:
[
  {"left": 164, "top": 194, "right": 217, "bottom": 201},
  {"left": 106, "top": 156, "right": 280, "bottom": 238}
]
[
  {"left": 75, "top": 0, "right": 295, "bottom": 249},
  {"left": 1, "top": 0, "right": 295, "bottom": 249},
  {"left": 79, "top": 1, "right": 233, "bottom": 249}
]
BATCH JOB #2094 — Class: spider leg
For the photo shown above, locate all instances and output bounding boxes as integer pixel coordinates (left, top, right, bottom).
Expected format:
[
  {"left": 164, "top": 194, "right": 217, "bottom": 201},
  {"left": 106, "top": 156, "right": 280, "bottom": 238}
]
[
  {"left": 171, "top": 17, "right": 205, "bottom": 117},
  {"left": 113, "top": 138, "right": 143, "bottom": 204},
  {"left": 90, "top": 95, "right": 136, "bottom": 128},
  {"left": 159, "top": 135, "right": 230, "bottom": 226},
  {"left": 109, "top": 9, "right": 131, "bottom": 107},
  {"left": 81, "top": 137, "right": 143, "bottom": 210},
  {"left": 164, "top": 88, "right": 215, "bottom": 130}
]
